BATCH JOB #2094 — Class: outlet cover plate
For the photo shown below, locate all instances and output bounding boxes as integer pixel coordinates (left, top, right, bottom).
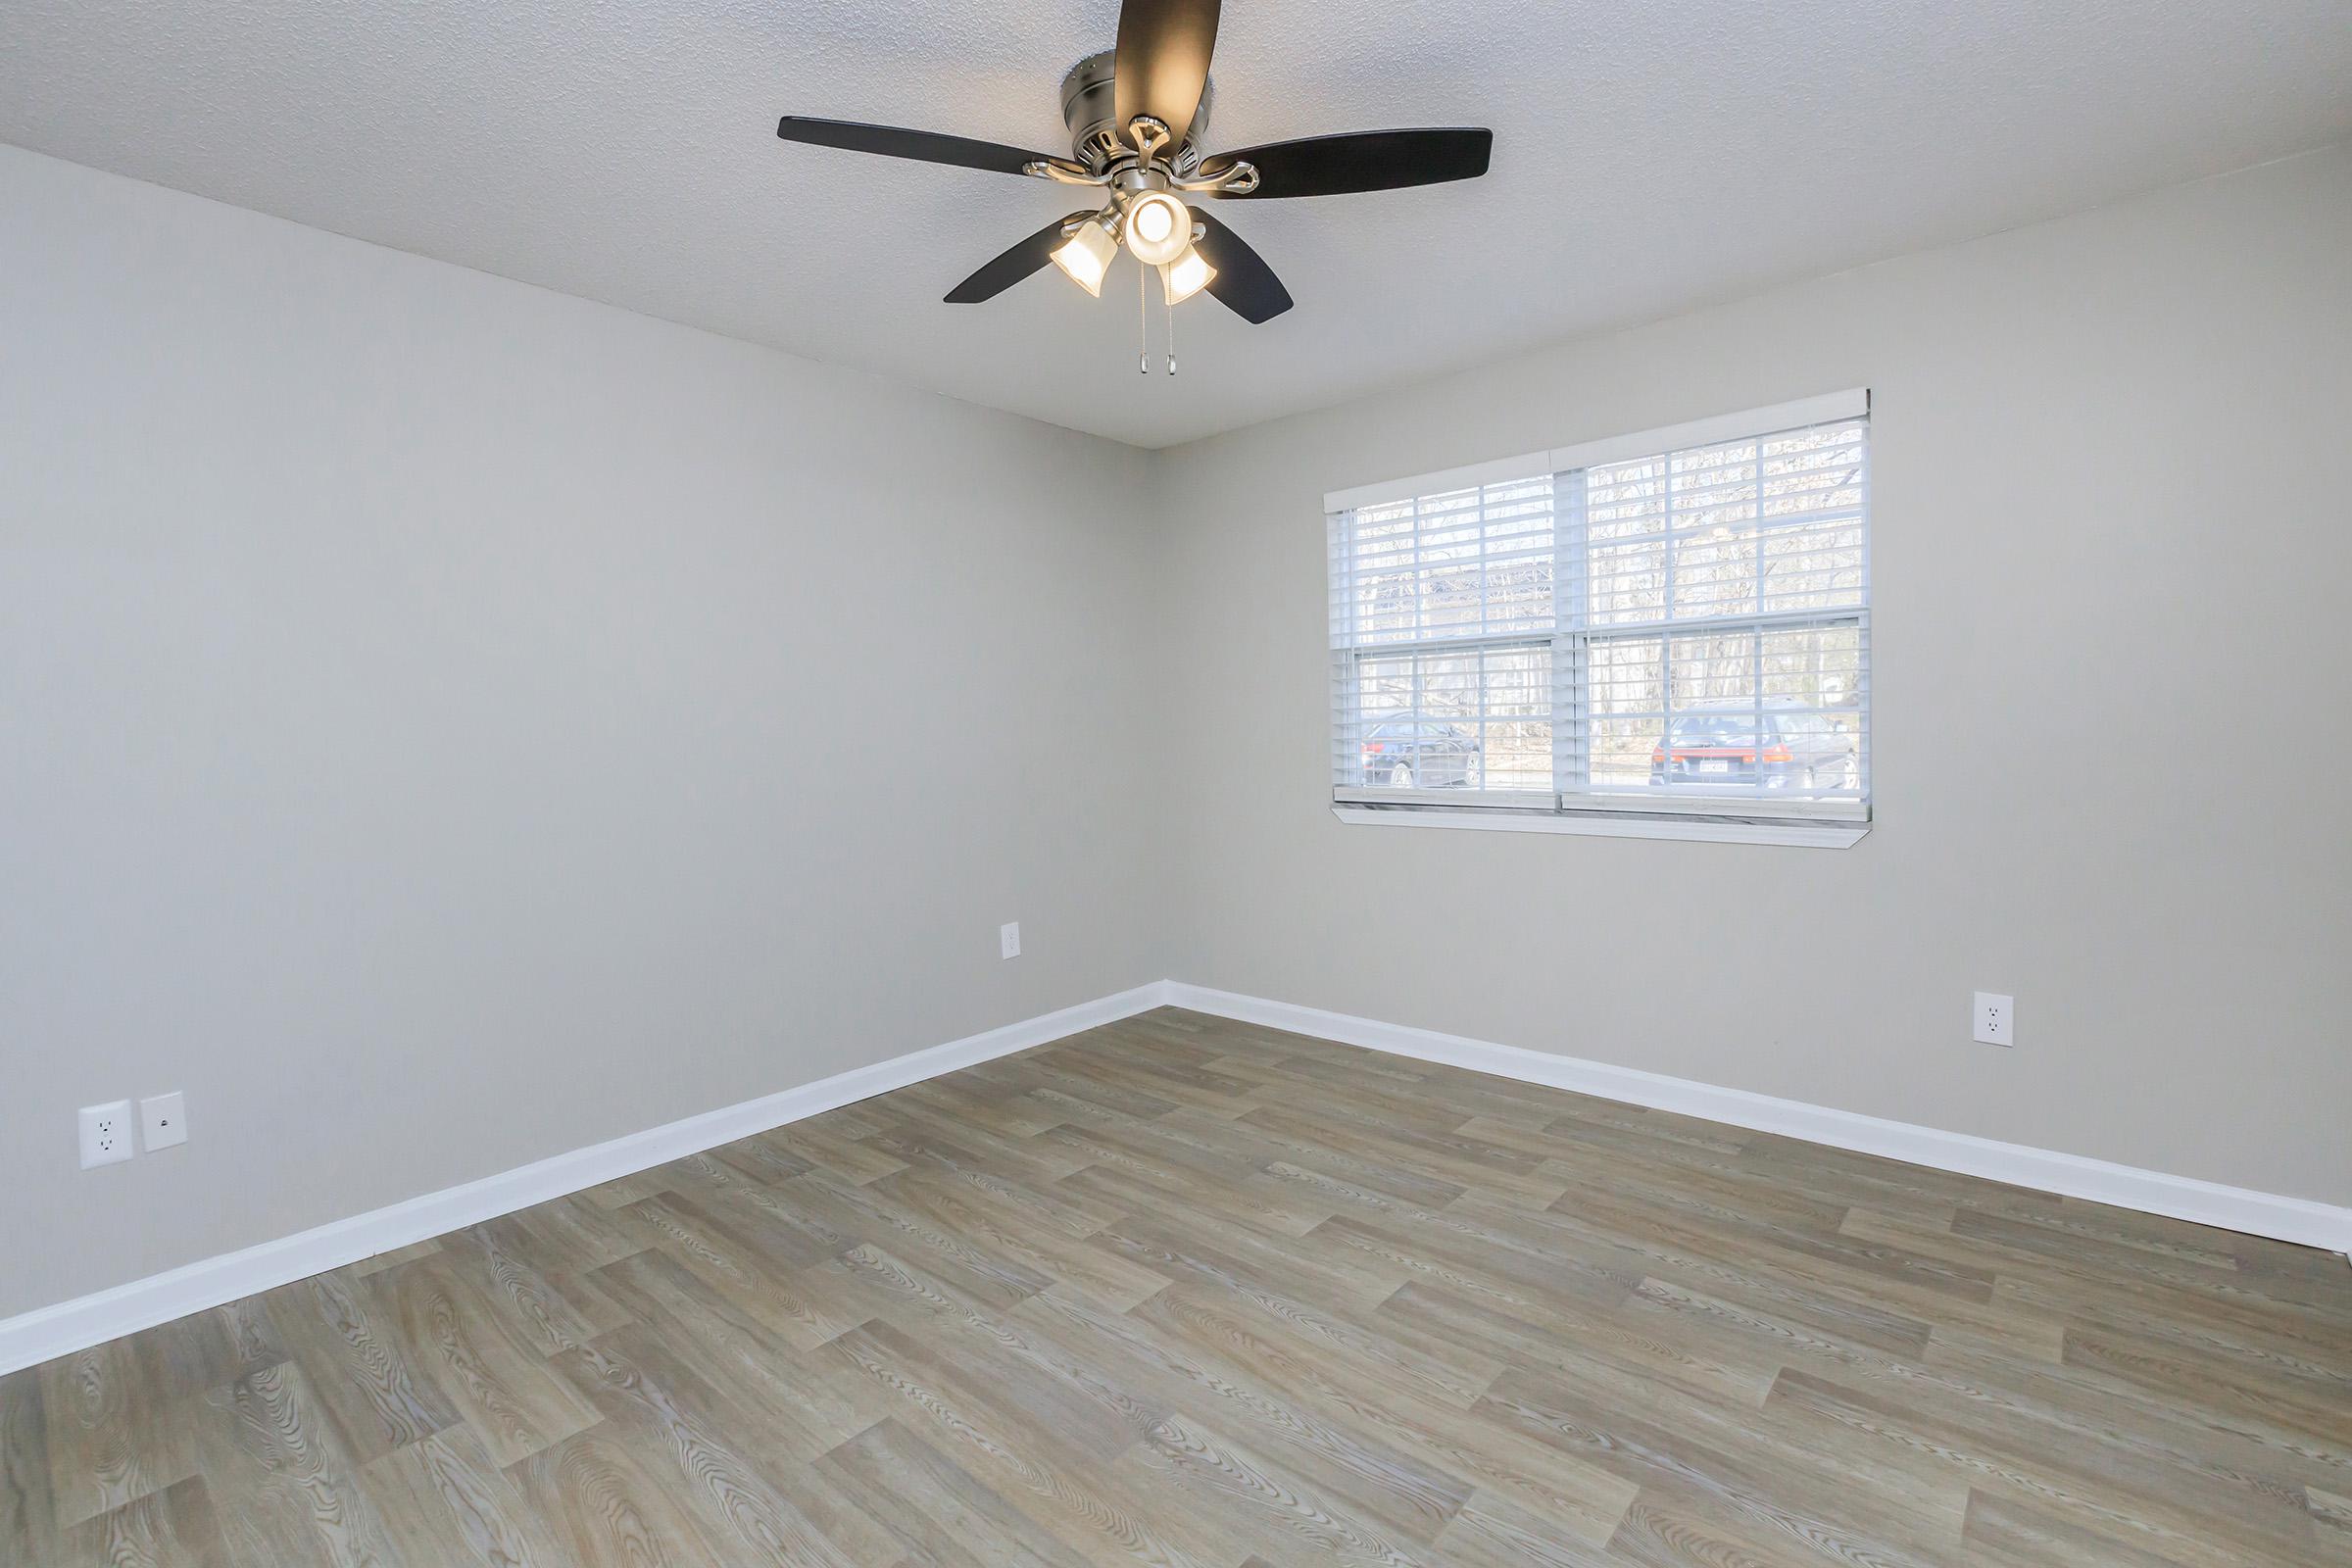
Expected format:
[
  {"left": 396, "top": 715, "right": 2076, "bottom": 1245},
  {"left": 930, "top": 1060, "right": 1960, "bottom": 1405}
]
[
  {"left": 1974, "top": 992, "right": 2015, "bottom": 1047},
  {"left": 1000, "top": 922, "right": 1021, "bottom": 959},
  {"left": 79, "top": 1101, "right": 136, "bottom": 1167},
  {"left": 141, "top": 1091, "right": 188, "bottom": 1151}
]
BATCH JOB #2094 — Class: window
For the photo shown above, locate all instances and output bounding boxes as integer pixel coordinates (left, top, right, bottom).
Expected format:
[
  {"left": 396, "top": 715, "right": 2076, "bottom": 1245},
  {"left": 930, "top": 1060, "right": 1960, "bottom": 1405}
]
[{"left": 1326, "top": 392, "right": 1870, "bottom": 839}]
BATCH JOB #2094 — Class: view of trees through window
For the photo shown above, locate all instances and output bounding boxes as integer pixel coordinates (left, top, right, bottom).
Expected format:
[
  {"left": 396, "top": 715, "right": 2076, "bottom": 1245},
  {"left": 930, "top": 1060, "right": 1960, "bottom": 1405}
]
[{"left": 1328, "top": 413, "right": 1869, "bottom": 811}]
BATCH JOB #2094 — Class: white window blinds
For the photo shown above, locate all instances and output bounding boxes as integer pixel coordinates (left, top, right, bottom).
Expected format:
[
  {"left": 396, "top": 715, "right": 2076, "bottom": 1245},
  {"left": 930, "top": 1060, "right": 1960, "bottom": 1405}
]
[{"left": 1327, "top": 393, "right": 1870, "bottom": 823}]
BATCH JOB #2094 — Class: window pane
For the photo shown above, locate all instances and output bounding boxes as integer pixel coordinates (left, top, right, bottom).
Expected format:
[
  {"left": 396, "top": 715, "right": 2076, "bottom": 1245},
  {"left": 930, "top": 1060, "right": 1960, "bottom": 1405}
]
[
  {"left": 1587, "top": 537, "right": 1665, "bottom": 622},
  {"left": 1585, "top": 633, "right": 1665, "bottom": 790},
  {"left": 1586, "top": 454, "right": 1667, "bottom": 540},
  {"left": 1333, "top": 476, "right": 1554, "bottom": 648},
  {"left": 1583, "top": 417, "right": 1865, "bottom": 627},
  {"left": 1759, "top": 422, "right": 1867, "bottom": 612},
  {"left": 1345, "top": 643, "right": 1552, "bottom": 792},
  {"left": 1670, "top": 526, "right": 1758, "bottom": 620},
  {"left": 1581, "top": 620, "right": 1865, "bottom": 799}
]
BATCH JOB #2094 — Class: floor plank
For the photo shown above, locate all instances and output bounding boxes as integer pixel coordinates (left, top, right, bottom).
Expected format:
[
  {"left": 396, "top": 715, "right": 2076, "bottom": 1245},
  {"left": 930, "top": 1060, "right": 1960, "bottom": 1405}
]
[{"left": 8, "top": 1006, "right": 2349, "bottom": 1564}]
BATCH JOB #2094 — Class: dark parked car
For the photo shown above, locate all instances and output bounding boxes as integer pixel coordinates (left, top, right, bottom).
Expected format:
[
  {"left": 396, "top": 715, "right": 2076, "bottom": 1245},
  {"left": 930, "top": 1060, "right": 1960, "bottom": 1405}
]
[
  {"left": 1649, "top": 702, "right": 1857, "bottom": 792},
  {"left": 1359, "top": 720, "right": 1483, "bottom": 789}
]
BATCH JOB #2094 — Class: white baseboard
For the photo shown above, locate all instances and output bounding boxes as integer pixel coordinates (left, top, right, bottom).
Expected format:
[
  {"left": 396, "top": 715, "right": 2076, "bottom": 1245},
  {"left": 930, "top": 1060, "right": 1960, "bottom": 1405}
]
[
  {"left": 11, "top": 976, "right": 2341, "bottom": 1377},
  {"left": 1163, "top": 982, "right": 2352, "bottom": 1256},
  {"left": 0, "top": 983, "right": 1168, "bottom": 1377}
]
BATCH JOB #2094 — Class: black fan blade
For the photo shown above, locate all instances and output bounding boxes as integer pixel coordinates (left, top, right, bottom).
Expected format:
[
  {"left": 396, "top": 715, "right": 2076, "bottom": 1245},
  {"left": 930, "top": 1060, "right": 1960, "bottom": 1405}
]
[
  {"left": 776, "top": 116, "right": 1055, "bottom": 177},
  {"left": 1192, "top": 214, "right": 1292, "bottom": 323},
  {"left": 1207, "top": 128, "right": 1494, "bottom": 199},
  {"left": 944, "top": 213, "right": 1096, "bottom": 305},
  {"left": 1113, "top": 0, "right": 1220, "bottom": 151}
]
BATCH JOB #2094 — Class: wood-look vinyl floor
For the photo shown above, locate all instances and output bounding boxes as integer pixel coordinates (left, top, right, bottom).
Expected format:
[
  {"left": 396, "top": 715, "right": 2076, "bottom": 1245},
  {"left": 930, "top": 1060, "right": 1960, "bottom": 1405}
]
[{"left": 5, "top": 1006, "right": 2349, "bottom": 1565}]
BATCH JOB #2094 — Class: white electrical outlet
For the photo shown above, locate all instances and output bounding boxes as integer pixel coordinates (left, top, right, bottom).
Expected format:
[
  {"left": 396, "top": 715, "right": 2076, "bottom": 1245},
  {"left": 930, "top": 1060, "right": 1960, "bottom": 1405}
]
[
  {"left": 1974, "top": 992, "right": 2015, "bottom": 1047},
  {"left": 79, "top": 1101, "right": 137, "bottom": 1168},
  {"left": 1000, "top": 921, "right": 1021, "bottom": 959},
  {"left": 141, "top": 1091, "right": 188, "bottom": 1151}
]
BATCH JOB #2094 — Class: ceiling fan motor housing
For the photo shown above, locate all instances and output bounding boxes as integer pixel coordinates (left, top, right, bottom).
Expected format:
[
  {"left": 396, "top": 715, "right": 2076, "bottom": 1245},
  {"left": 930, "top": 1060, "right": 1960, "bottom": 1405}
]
[{"left": 1060, "top": 50, "right": 1211, "bottom": 173}]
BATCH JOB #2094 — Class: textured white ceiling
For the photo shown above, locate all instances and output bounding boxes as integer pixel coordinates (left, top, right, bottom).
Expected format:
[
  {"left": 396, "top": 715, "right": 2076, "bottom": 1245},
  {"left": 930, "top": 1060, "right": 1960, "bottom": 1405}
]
[{"left": 5, "top": 1, "right": 2347, "bottom": 447}]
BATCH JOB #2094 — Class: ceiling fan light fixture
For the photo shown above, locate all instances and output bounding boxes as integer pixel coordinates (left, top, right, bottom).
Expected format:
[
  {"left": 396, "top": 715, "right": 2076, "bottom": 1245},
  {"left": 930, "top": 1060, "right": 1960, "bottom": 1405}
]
[
  {"left": 1161, "top": 245, "right": 1216, "bottom": 305},
  {"left": 1050, "top": 217, "right": 1117, "bottom": 296},
  {"left": 1124, "top": 190, "right": 1190, "bottom": 266},
  {"left": 778, "top": 0, "right": 1495, "bottom": 336}
]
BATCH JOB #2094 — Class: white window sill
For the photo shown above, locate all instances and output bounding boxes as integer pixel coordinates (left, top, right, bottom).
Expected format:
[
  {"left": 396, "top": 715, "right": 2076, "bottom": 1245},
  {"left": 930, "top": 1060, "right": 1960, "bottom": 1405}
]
[{"left": 1331, "top": 806, "right": 1870, "bottom": 849}]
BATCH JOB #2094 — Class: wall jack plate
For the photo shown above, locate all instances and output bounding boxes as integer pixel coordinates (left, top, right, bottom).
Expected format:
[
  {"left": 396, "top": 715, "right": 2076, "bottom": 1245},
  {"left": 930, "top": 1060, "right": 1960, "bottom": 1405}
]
[{"left": 142, "top": 1091, "right": 188, "bottom": 1151}]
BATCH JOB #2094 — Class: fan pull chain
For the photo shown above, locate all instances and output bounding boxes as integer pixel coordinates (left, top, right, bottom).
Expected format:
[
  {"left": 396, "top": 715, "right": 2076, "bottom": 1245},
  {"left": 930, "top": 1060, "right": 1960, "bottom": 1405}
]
[
  {"left": 1137, "top": 259, "right": 1149, "bottom": 374},
  {"left": 1165, "top": 268, "right": 1176, "bottom": 375}
]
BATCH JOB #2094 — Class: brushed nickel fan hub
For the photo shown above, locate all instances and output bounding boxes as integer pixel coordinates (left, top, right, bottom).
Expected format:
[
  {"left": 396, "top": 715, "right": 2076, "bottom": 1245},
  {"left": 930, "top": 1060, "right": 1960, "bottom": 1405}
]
[{"left": 1058, "top": 50, "right": 1212, "bottom": 175}]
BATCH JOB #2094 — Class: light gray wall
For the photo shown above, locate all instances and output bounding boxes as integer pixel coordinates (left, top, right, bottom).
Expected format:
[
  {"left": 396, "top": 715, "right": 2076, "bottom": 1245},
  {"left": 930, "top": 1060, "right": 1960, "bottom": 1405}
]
[
  {"left": 7, "top": 141, "right": 2347, "bottom": 1326},
  {"left": 1150, "top": 147, "right": 2352, "bottom": 1208},
  {"left": 0, "top": 145, "right": 1163, "bottom": 1316}
]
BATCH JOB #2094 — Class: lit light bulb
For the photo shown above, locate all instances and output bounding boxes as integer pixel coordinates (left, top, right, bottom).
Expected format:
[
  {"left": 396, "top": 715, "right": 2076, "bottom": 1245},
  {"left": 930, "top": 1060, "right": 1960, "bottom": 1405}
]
[
  {"left": 1049, "top": 218, "right": 1116, "bottom": 296},
  {"left": 1124, "top": 190, "right": 1190, "bottom": 266},
  {"left": 1160, "top": 245, "right": 1216, "bottom": 305}
]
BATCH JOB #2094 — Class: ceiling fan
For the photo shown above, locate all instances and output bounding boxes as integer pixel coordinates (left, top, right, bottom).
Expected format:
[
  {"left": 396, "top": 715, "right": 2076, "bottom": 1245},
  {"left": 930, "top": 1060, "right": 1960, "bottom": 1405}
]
[{"left": 774, "top": 0, "right": 1493, "bottom": 350}]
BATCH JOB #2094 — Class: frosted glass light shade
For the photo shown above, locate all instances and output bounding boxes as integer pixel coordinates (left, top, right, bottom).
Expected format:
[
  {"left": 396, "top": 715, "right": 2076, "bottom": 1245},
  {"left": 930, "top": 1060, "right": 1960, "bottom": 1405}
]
[
  {"left": 1051, "top": 220, "right": 1116, "bottom": 296},
  {"left": 1124, "top": 191, "right": 1190, "bottom": 266},
  {"left": 1161, "top": 246, "right": 1216, "bottom": 305}
]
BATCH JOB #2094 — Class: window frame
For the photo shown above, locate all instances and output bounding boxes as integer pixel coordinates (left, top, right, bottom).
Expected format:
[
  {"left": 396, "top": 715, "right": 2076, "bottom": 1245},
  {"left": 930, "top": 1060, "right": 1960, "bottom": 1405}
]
[{"left": 1325, "top": 391, "right": 1872, "bottom": 847}]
